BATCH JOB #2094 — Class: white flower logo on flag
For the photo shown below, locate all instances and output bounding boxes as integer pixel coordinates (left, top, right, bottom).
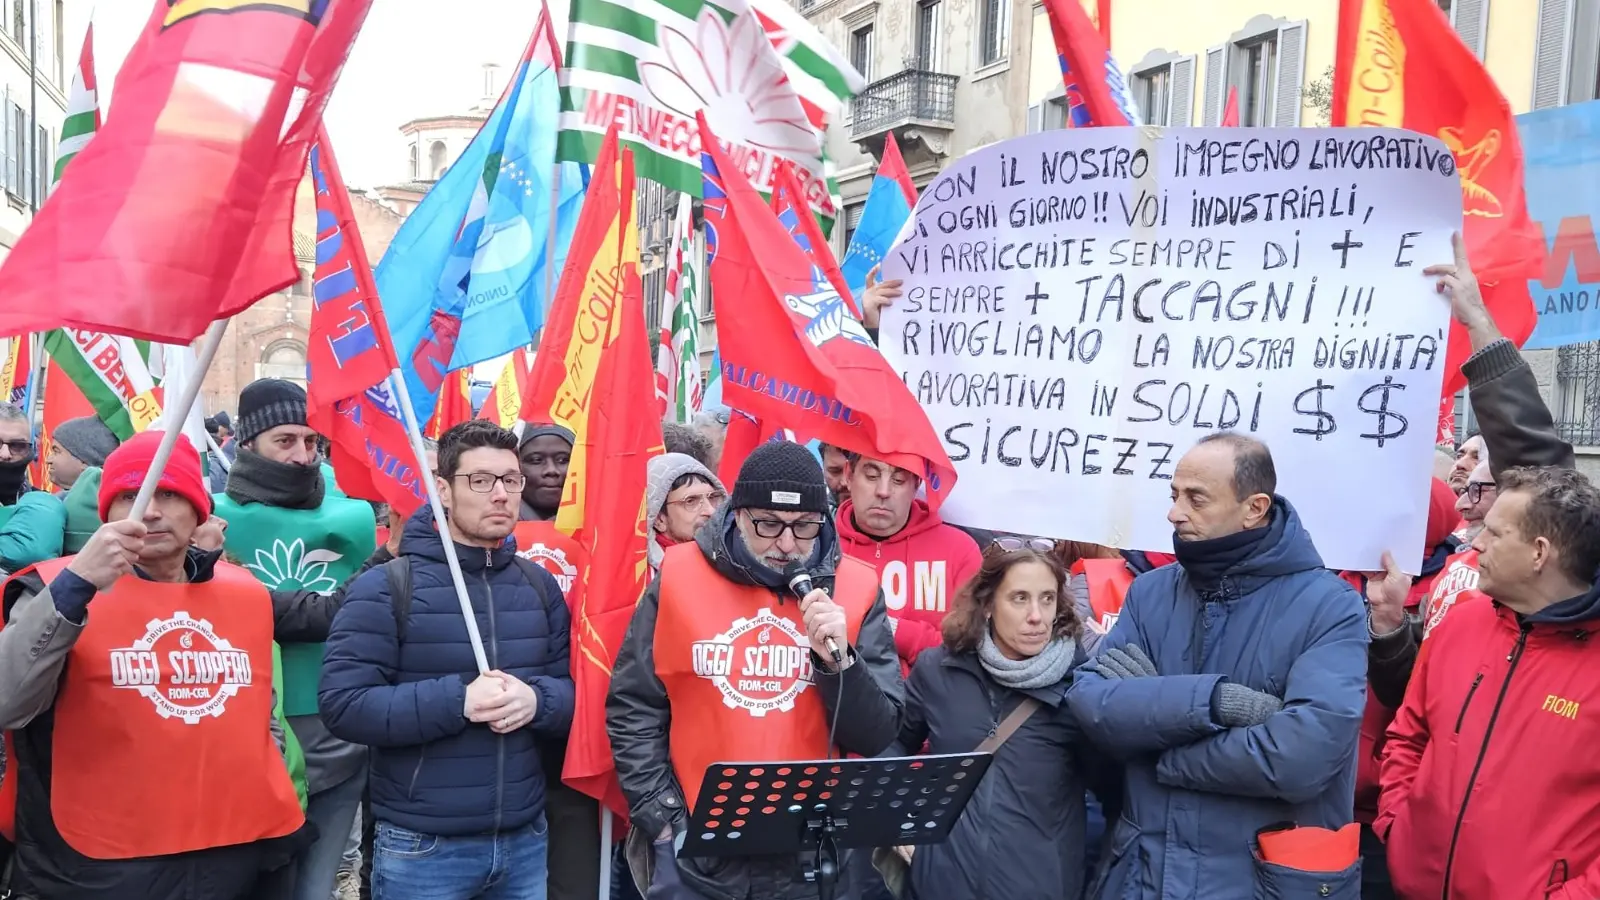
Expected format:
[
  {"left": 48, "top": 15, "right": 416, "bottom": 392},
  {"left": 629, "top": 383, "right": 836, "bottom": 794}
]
[
  {"left": 638, "top": 7, "right": 820, "bottom": 160},
  {"left": 248, "top": 539, "right": 344, "bottom": 594}
]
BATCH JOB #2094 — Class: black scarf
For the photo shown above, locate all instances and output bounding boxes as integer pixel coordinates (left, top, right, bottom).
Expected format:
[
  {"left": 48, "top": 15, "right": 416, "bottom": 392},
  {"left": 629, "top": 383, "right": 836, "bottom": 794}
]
[
  {"left": 224, "top": 448, "right": 326, "bottom": 510},
  {"left": 1173, "top": 506, "right": 1281, "bottom": 595},
  {"left": 0, "top": 457, "right": 31, "bottom": 505}
]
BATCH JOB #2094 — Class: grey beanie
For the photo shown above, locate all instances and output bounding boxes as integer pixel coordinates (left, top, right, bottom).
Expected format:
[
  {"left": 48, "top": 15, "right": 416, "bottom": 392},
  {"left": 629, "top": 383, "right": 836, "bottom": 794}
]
[
  {"left": 647, "top": 452, "right": 724, "bottom": 519},
  {"left": 236, "top": 378, "right": 308, "bottom": 445},
  {"left": 51, "top": 416, "right": 120, "bottom": 467}
]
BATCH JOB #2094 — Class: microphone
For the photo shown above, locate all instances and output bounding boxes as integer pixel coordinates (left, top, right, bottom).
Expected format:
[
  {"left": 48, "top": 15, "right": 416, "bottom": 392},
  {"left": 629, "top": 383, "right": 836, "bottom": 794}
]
[{"left": 785, "top": 563, "right": 843, "bottom": 665}]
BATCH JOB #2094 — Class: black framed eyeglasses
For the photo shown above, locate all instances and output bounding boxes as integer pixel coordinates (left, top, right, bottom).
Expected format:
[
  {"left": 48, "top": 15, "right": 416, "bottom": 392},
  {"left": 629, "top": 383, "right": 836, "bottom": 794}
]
[
  {"left": 1465, "top": 481, "right": 1497, "bottom": 505},
  {"left": 453, "top": 472, "right": 527, "bottom": 494},
  {"left": 748, "top": 517, "right": 824, "bottom": 540},
  {"left": 995, "top": 536, "right": 1055, "bottom": 552},
  {"left": 0, "top": 439, "right": 32, "bottom": 456}
]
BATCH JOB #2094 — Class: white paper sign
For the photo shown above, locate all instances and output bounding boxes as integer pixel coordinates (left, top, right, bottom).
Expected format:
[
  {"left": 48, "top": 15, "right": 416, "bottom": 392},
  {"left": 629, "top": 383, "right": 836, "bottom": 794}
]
[{"left": 879, "top": 127, "right": 1461, "bottom": 572}]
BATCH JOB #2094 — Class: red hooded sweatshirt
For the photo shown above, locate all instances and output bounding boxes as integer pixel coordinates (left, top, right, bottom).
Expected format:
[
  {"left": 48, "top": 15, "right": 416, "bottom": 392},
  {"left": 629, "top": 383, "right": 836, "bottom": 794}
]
[
  {"left": 836, "top": 498, "right": 982, "bottom": 673},
  {"left": 1349, "top": 477, "right": 1460, "bottom": 822}
]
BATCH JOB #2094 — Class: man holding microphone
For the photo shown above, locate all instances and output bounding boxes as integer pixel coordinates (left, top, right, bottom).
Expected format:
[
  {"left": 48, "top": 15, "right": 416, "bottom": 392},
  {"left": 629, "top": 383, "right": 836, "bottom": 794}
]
[{"left": 607, "top": 441, "right": 904, "bottom": 900}]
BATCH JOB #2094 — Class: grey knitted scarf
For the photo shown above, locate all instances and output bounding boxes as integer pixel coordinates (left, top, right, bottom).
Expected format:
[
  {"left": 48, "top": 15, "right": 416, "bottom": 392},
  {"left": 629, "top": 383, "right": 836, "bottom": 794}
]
[{"left": 978, "top": 632, "right": 1075, "bottom": 691}]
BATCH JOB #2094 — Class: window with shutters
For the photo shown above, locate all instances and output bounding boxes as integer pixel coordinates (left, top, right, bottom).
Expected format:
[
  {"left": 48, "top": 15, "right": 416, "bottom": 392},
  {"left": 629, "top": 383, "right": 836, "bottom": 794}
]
[
  {"left": 979, "top": 0, "right": 1006, "bottom": 67},
  {"left": 1134, "top": 66, "right": 1173, "bottom": 127},
  {"left": 842, "top": 203, "right": 864, "bottom": 253},
  {"left": 52, "top": 0, "right": 62, "bottom": 88},
  {"left": 1442, "top": 0, "right": 1488, "bottom": 59},
  {"left": 34, "top": 123, "right": 47, "bottom": 201},
  {"left": 5, "top": 100, "right": 19, "bottom": 197},
  {"left": 9, "top": 0, "right": 20, "bottom": 45},
  {"left": 850, "top": 24, "right": 873, "bottom": 83},
  {"left": 20, "top": 106, "right": 33, "bottom": 206},
  {"left": 1550, "top": 0, "right": 1600, "bottom": 105},
  {"left": 1211, "top": 16, "right": 1306, "bottom": 126}
]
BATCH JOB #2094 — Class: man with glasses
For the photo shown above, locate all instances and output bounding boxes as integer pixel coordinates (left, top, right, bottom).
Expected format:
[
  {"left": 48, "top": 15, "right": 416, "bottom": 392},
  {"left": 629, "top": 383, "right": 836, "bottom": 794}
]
[
  {"left": 1452, "top": 458, "right": 1496, "bottom": 544},
  {"left": 0, "top": 403, "right": 64, "bottom": 574},
  {"left": 608, "top": 441, "right": 902, "bottom": 900},
  {"left": 835, "top": 452, "right": 983, "bottom": 676},
  {"left": 321, "top": 420, "right": 574, "bottom": 900},
  {"left": 646, "top": 453, "right": 725, "bottom": 580}
]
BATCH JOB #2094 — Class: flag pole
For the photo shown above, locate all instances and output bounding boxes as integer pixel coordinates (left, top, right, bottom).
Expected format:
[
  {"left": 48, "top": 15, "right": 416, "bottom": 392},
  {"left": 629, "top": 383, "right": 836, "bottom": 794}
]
[
  {"left": 386, "top": 366, "right": 491, "bottom": 674},
  {"left": 204, "top": 431, "right": 231, "bottom": 473},
  {"left": 599, "top": 809, "right": 614, "bottom": 899},
  {"left": 127, "top": 318, "right": 228, "bottom": 520}
]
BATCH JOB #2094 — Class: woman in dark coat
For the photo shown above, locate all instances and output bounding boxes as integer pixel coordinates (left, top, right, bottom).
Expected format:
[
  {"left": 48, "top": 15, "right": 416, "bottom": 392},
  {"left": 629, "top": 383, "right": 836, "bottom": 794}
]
[{"left": 892, "top": 548, "right": 1110, "bottom": 900}]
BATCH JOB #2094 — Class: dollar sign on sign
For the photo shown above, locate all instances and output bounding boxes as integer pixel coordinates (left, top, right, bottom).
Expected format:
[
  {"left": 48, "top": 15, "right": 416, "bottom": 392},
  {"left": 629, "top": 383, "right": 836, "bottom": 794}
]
[
  {"left": 1293, "top": 380, "right": 1337, "bottom": 440},
  {"left": 1358, "top": 376, "right": 1408, "bottom": 448}
]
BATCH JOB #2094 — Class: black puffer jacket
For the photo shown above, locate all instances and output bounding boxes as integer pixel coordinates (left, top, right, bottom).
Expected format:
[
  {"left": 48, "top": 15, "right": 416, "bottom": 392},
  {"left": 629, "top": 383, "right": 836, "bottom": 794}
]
[
  {"left": 606, "top": 506, "right": 904, "bottom": 900},
  {"left": 897, "top": 647, "right": 1111, "bottom": 900}
]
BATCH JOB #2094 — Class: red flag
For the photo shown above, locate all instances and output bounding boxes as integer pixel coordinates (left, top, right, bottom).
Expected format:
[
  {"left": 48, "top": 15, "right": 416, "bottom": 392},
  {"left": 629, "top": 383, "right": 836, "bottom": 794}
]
[
  {"left": 698, "top": 114, "right": 956, "bottom": 510},
  {"left": 1221, "top": 85, "right": 1240, "bottom": 127},
  {"left": 305, "top": 128, "right": 425, "bottom": 517},
  {"left": 717, "top": 411, "right": 798, "bottom": 487},
  {"left": 879, "top": 132, "right": 918, "bottom": 207},
  {"left": 0, "top": 0, "right": 374, "bottom": 342},
  {"left": 772, "top": 161, "right": 861, "bottom": 320},
  {"left": 524, "top": 124, "right": 658, "bottom": 817},
  {"left": 1041, "top": 0, "right": 1133, "bottom": 127},
  {"left": 36, "top": 359, "right": 96, "bottom": 494},
  {"left": 653, "top": 326, "right": 673, "bottom": 421},
  {"left": 425, "top": 370, "right": 474, "bottom": 440},
  {"left": 1333, "top": 0, "right": 1543, "bottom": 396}
]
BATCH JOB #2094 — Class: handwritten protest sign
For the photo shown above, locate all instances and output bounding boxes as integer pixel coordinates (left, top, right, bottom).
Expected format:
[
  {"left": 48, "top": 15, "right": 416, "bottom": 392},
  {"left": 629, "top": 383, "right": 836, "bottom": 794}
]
[{"left": 879, "top": 127, "right": 1460, "bottom": 572}]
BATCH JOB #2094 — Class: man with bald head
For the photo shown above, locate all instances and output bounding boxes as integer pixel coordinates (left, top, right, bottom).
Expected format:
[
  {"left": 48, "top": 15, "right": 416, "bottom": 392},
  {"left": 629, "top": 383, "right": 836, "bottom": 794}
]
[{"left": 1069, "top": 431, "right": 1368, "bottom": 899}]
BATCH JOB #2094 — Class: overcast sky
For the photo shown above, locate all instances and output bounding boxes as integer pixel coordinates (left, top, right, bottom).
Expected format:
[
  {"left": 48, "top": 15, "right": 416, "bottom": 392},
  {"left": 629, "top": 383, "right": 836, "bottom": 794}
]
[{"left": 91, "top": 0, "right": 556, "bottom": 188}]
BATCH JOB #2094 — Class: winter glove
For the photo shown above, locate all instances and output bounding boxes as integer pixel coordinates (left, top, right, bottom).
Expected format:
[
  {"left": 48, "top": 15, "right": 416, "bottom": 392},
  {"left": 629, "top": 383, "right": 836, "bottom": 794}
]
[
  {"left": 1212, "top": 682, "right": 1284, "bottom": 727},
  {"left": 1088, "top": 645, "right": 1160, "bottom": 680}
]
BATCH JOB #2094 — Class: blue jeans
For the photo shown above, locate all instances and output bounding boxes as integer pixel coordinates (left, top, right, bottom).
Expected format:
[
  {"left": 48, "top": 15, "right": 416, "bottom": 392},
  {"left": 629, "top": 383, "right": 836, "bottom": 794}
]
[
  {"left": 372, "top": 817, "right": 549, "bottom": 900},
  {"left": 294, "top": 769, "right": 367, "bottom": 900}
]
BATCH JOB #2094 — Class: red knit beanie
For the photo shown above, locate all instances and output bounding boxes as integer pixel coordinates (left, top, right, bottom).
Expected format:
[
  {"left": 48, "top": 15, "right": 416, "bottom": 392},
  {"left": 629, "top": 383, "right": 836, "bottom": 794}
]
[{"left": 98, "top": 431, "right": 213, "bottom": 522}]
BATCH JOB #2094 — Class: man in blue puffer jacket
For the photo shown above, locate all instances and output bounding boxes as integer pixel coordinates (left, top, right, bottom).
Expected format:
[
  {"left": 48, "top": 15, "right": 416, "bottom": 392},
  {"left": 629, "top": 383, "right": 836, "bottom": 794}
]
[
  {"left": 1068, "top": 432, "right": 1368, "bottom": 900},
  {"left": 320, "top": 421, "right": 575, "bottom": 900}
]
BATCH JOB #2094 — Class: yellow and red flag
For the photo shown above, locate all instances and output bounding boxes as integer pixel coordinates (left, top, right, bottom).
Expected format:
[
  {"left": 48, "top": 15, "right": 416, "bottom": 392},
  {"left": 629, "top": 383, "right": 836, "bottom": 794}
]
[
  {"left": 0, "top": 336, "right": 29, "bottom": 405},
  {"left": 480, "top": 351, "right": 534, "bottom": 430},
  {"left": 1333, "top": 0, "right": 1544, "bottom": 396},
  {"left": 524, "top": 123, "right": 660, "bottom": 817}
]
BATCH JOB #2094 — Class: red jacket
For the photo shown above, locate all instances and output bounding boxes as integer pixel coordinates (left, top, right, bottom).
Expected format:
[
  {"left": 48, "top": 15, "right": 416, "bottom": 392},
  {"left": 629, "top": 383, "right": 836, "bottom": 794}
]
[
  {"left": 836, "top": 498, "right": 982, "bottom": 673},
  {"left": 1377, "top": 597, "right": 1600, "bottom": 899}
]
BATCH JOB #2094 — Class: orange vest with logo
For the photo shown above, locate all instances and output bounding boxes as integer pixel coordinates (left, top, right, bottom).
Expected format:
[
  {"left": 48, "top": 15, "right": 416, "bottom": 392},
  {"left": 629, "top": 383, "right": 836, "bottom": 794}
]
[
  {"left": 0, "top": 557, "right": 302, "bottom": 859},
  {"left": 1422, "top": 549, "right": 1485, "bottom": 639},
  {"left": 514, "top": 521, "right": 588, "bottom": 601},
  {"left": 1072, "top": 558, "right": 1133, "bottom": 635},
  {"left": 652, "top": 544, "right": 877, "bottom": 808}
]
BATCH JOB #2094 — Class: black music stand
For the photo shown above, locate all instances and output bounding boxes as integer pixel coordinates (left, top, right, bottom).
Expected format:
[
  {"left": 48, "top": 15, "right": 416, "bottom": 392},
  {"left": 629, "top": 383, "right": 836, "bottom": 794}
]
[{"left": 680, "top": 753, "right": 992, "bottom": 900}]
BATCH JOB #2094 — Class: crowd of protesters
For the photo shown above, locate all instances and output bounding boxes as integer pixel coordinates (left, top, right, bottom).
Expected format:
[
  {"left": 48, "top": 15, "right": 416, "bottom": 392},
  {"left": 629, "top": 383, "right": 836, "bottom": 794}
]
[{"left": 0, "top": 243, "right": 1592, "bottom": 900}]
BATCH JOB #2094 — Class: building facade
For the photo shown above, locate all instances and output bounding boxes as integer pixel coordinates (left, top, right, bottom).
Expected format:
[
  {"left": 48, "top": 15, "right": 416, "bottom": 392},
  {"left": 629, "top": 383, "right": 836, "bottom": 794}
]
[{"left": 0, "top": 0, "right": 78, "bottom": 261}]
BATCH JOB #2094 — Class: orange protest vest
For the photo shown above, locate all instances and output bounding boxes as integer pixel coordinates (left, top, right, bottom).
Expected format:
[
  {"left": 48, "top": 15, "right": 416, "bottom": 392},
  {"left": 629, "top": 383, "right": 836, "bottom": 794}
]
[
  {"left": 652, "top": 544, "right": 877, "bottom": 808},
  {"left": 1072, "top": 558, "right": 1133, "bottom": 635},
  {"left": 1422, "top": 549, "right": 1485, "bottom": 639},
  {"left": 3, "top": 557, "right": 302, "bottom": 859},
  {"left": 514, "top": 520, "right": 588, "bottom": 601}
]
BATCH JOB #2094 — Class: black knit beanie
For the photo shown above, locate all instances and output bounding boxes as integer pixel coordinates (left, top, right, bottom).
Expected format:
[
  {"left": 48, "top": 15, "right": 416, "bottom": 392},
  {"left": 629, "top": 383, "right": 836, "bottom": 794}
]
[
  {"left": 730, "top": 441, "right": 830, "bottom": 515},
  {"left": 237, "top": 378, "right": 309, "bottom": 445}
]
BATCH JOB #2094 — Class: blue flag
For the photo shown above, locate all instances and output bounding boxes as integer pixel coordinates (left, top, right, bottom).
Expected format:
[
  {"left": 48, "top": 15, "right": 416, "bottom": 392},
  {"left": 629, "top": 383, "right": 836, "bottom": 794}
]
[
  {"left": 840, "top": 134, "right": 917, "bottom": 300},
  {"left": 375, "top": 10, "right": 583, "bottom": 424}
]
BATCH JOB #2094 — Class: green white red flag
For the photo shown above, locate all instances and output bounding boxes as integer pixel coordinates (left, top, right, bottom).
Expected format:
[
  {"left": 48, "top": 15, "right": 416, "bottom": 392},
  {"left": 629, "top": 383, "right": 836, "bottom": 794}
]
[{"left": 51, "top": 21, "right": 99, "bottom": 187}]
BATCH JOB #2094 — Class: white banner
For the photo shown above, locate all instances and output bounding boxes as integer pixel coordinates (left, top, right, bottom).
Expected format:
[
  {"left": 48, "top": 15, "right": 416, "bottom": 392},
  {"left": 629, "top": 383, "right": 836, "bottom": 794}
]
[{"left": 879, "top": 127, "right": 1461, "bottom": 572}]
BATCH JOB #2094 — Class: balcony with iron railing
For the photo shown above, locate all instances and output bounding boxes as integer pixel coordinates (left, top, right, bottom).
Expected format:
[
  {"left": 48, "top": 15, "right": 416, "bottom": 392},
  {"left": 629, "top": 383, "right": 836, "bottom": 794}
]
[{"left": 849, "top": 69, "right": 958, "bottom": 146}]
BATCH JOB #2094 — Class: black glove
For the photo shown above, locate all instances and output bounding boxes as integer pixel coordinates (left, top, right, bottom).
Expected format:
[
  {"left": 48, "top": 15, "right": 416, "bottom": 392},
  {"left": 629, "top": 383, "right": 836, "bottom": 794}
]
[
  {"left": 1212, "top": 683, "right": 1284, "bottom": 727},
  {"left": 1087, "top": 645, "right": 1160, "bottom": 680}
]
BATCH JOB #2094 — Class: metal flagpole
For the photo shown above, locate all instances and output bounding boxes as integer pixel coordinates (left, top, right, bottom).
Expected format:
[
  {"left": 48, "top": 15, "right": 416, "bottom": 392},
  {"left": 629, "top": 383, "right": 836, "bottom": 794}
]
[
  {"left": 386, "top": 366, "right": 491, "bottom": 674},
  {"left": 126, "top": 319, "right": 228, "bottom": 519},
  {"left": 204, "top": 432, "right": 231, "bottom": 473}
]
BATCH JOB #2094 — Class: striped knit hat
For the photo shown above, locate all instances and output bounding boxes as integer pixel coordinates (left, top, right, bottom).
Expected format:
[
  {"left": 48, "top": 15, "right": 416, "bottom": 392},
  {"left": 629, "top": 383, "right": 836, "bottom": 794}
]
[{"left": 237, "top": 378, "right": 308, "bottom": 445}]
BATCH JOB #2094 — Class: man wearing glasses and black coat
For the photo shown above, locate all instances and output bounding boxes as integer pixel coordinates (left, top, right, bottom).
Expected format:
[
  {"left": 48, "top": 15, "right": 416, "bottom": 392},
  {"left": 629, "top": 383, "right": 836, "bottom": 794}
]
[{"left": 608, "top": 441, "right": 904, "bottom": 900}]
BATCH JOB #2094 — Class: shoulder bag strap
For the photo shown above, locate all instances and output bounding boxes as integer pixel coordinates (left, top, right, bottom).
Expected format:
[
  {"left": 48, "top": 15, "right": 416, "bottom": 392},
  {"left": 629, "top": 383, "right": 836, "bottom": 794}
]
[{"left": 974, "top": 697, "right": 1042, "bottom": 754}]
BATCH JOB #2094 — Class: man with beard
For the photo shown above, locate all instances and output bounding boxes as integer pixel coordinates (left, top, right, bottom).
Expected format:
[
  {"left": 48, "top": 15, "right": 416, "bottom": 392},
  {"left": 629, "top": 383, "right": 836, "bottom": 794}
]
[
  {"left": 0, "top": 403, "right": 63, "bottom": 574},
  {"left": 1448, "top": 433, "right": 1483, "bottom": 494},
  {"left": 214, "top": 378, "right": 377, "bottom": 900},
  {"left": 608, "top": 441, "right": 903, "bottom": 900}
]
